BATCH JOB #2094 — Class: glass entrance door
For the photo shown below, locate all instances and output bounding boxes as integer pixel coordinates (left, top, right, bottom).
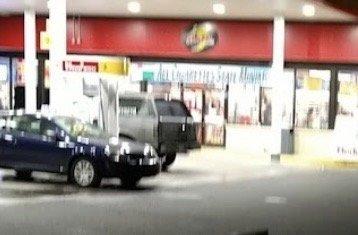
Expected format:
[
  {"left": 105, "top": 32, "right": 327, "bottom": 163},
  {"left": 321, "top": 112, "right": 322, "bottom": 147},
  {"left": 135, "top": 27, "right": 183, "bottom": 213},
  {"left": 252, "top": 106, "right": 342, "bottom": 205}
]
[
  {"left": 150, "top": 82, "right": 227, "bottom": 146},
  {"left": 183, "top": 86, "right": 226, "bottom": 146},
  {"left": 183, "top": 86, "right": 203, "bottom": 145},
  {"left": 203, "top": 89, "right": 225, "bottom": 146}
]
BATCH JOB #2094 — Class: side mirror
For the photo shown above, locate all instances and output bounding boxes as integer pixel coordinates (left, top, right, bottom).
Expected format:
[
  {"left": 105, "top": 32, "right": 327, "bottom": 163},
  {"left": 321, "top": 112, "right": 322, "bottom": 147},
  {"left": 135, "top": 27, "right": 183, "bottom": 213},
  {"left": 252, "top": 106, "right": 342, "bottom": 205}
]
[{"left": 56, "top": 129, "right": 66, "bottom": 141}]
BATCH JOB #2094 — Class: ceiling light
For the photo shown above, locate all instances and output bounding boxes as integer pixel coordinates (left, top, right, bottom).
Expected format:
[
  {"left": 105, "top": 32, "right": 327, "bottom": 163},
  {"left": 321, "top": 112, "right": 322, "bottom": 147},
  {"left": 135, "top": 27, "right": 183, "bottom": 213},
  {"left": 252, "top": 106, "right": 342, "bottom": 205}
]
[
  {"left": 213, "top": 3, "right": 226, "bottom": 15},
  {"left": 127, "top": 1, "right": 141, "bottom": 14},
  {"left": 302, "top": 3, "right": 315, "bottom": 17}
]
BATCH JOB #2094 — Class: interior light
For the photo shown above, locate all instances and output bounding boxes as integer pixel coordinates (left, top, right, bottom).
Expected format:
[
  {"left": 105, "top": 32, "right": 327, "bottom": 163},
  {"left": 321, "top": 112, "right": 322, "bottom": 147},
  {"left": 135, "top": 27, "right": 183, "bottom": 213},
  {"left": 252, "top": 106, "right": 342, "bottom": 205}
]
[
  {"left": 302, "top": 3, "right": 315, "bottom": 17},
  {"left": 213, "top": 3, "right": 226, "bottom": 15},
  {"left": 127, "top": 1, "right": 141, "bottom": 14}
]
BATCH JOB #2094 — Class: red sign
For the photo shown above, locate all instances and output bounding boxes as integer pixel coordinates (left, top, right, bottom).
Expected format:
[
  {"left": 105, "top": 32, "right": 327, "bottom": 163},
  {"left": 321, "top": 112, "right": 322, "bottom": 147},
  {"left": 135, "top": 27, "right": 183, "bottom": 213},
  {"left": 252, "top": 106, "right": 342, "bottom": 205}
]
[{"left": 62, "top": 60, "right": 98, "bottom": 72}]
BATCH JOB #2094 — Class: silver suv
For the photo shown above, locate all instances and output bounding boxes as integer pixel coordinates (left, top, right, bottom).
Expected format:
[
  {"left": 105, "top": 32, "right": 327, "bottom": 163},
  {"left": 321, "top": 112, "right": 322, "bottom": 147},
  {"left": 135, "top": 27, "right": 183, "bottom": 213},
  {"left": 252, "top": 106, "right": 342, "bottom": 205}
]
[{"left": 115, "top": 93, "right": 200, "bottom": 170}]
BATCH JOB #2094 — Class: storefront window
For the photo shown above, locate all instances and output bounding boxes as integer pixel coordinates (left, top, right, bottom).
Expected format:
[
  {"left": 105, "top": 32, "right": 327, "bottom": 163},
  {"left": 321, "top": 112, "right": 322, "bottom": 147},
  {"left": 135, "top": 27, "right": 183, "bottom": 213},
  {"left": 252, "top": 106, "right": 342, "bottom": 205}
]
[
  {"left": 183, "top": 86, "right": 202, "bottom": 123},
  {"left": 12, "top": 58, "right": 25, "bottom": 109},
  {"left": 337, "top": 71, "right": 358, "bottom": 118},
  {"left": 0, "top": 57, "right": 10, "bottom": 110},
  {"left": 13, "top": 58, "right": 25, "bottom": 87},
  {"left": 204, "top": 89, "right": 225, "bottom": 145},
  {"left": 45, "top": 59, "right": 50, "bottom": 89},
  {"left": 295, "top": 69, "right": 331, "bottom": 129},
  {"left": 227, "top": 67, "right": 288, "bottom": 127},
  {"left": 260, "top": 87, "right": 272, "bottom": 126},
  {"left": 335, "top": 70, "right": 358, "bottom": 158},
  {"left": 228, "top": 83, "right": 260, "bottom": 125}
]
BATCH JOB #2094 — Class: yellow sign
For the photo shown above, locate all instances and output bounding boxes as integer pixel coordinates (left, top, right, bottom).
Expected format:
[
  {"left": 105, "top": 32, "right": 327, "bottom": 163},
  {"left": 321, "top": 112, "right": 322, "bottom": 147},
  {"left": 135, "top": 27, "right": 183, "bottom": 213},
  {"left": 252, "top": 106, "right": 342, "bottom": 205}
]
[
  {"left": 304, "top": 76, "right": 322, "bottom": 90},
  {"left": 98, "top": 59, "right": 130, "bottom": 76},
  {"left": 339, "top": 82, "right": 358, "bottom": 96},
  {"left": 40, "top": 31, "right": 51, "bottom": 50}
]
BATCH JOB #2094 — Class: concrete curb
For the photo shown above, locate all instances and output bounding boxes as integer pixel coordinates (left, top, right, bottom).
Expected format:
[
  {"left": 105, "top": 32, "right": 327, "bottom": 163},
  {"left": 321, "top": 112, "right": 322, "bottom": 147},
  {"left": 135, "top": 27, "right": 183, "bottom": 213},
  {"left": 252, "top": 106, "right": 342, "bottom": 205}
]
[
  {"left": 188, "top": 147, "right": 358, "bottom": 170},
  {"left": 281, "top": 155, "right": 358, "bottom": 170}
]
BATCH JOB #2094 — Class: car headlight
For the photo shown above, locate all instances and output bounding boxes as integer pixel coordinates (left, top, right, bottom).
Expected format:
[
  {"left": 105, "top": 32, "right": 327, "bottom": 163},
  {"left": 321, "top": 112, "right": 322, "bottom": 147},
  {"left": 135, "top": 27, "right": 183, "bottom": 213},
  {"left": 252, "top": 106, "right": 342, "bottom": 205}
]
[
  {"left": 144, "top": 144, "right": 157, "bottom": 157},
  {"left": 119, "top": 142, "right": 130, "bottom": 155},
  {"left": 104, "top": 145, "right": 111, "bottom": 157}
]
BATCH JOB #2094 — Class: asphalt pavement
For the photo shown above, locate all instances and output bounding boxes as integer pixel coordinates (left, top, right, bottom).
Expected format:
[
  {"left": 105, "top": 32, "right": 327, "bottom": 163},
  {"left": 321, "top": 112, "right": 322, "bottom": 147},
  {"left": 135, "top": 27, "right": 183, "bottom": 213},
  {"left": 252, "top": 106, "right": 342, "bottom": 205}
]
[{"left": 0, "top": 152, "right": 357, "bottom": 235}]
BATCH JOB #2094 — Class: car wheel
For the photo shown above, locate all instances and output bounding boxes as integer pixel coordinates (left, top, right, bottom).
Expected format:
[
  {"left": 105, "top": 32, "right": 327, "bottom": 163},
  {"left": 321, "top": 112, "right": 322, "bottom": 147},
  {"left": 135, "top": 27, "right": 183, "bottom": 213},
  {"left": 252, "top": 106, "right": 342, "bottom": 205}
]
[
  {"left": 15, "top": 170, "right": 32, "bottom": 181},
  {"left": 70, "top": 157, "right": 102, "bottom": 188},
  {"left": 162, "top": 153, "right": 176, "bottom": 171},
  {"left": 120, "top": 175, "right": 142, "bottom": 189}
]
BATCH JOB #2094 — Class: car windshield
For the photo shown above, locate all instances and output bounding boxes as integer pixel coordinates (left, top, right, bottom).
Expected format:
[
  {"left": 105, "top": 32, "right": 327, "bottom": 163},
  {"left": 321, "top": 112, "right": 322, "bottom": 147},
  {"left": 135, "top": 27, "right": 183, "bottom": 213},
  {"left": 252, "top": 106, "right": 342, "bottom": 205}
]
[{"left": 53, "top": 116, "right": 109, "bottom": 139}]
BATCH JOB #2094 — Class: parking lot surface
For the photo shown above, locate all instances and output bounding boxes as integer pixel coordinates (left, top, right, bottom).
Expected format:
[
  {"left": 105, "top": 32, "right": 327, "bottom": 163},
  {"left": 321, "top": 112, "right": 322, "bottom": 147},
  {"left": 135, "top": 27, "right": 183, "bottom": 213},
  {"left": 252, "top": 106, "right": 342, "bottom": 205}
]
[{"left": 0, "top": 150, "right": 358, "bottom": 235}]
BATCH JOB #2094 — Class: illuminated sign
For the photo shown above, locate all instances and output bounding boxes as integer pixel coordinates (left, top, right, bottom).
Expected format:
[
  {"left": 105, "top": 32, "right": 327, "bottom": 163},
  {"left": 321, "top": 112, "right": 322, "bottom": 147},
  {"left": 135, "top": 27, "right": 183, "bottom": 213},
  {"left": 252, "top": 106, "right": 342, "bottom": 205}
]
[
  {"left": 40, "top": 31, "right": 50, "bottom": 50},
  {"left": 62, "top": 58, "right": 130, "bottom": 75},
  {"left": 63, "top": 61, "right": 99, "bottom": 73},
  {"left": 132, "top": 62, "right": 269, "bottom": 85},
  {"left": 183, "top": 22, "right": 218, "bottom": 53}
]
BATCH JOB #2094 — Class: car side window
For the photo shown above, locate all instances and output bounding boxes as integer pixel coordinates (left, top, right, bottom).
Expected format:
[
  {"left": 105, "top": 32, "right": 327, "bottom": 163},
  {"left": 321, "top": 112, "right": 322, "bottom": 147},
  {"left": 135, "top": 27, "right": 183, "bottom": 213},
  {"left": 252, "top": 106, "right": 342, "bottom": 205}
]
[
  {"left": 118, "top": 98, "right": 154, "bottom": 117},
  {"left": 12, "top": 116, "right": 41, "bottom": 135},
  {"left": 40, "top": 118, "right": 57, "bottom": 136}
]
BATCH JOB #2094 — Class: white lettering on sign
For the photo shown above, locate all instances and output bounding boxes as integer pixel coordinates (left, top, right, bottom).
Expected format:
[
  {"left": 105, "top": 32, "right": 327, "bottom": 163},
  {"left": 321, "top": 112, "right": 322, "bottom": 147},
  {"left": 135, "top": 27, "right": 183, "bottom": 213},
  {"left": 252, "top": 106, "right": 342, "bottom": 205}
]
[
  {"left": 63, "top": 61, "right": 98, "bottom": 73},
  {"left": 131, "top": 62, "right": 270, "bottom": 85}
]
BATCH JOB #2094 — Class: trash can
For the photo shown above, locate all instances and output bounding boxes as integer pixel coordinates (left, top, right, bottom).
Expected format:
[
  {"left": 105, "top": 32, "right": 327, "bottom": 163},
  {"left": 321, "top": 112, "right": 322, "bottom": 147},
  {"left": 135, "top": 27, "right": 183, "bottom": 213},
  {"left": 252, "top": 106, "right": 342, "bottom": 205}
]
[{"left": 281, "top": 129, "right": 294, "bottom": 154}]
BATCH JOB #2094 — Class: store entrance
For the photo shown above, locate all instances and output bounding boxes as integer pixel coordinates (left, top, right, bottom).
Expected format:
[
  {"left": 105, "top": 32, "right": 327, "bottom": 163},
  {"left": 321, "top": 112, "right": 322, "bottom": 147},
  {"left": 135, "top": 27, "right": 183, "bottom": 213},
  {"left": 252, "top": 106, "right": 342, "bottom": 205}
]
[
  {"left": 183, "top": 85, "right": 226, "bottom": 146},
  {"left": 149, "top": 83, "right": 226, "bottom": 146}
]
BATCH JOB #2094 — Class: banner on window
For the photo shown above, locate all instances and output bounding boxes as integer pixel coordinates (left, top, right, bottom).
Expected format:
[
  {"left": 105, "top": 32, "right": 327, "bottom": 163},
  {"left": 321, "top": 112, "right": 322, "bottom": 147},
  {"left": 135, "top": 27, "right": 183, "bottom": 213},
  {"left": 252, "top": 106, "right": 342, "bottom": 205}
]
[
  {"left": 131, "top": 62, "right": 270, "bottom": 85},
  {"left": 334, "top": 114, "right": 358, "bottom": 161}
]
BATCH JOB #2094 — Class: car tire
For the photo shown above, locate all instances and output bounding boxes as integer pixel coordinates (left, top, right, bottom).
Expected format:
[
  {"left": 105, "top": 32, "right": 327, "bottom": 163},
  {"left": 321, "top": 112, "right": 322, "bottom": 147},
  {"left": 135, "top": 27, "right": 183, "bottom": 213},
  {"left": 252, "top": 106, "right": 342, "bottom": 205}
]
[
  {"left": 15, "top": 170, "right": 32, "bottom": 181},
  {"left": 120, "top": 175, "right": 142, "bottom": 189},
  {"left": 162, "top": 153, "right": 176, "bottom": 171},
  {"left": 69, "top": 157, "right": 102, "bottom": 188}
]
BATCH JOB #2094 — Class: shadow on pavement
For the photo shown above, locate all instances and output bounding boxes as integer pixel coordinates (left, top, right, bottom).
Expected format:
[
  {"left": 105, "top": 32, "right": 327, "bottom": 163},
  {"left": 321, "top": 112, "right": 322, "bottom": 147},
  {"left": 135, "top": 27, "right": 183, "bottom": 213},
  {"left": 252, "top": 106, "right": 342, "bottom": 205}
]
[
  {"left": 101, "top": 184, "right": 157, "bottom": 192},
  {"left": 164, "top": 168, "right": 205, "bottom": 177},
  {"left": 1, "top": 175, "right": 68, "bottom": 185},
  {"left": 0, "top": 173, "right": 157, "bottom": 197},
  {"left": 239, "top": 230, "right": 269, "bottom": 235}
]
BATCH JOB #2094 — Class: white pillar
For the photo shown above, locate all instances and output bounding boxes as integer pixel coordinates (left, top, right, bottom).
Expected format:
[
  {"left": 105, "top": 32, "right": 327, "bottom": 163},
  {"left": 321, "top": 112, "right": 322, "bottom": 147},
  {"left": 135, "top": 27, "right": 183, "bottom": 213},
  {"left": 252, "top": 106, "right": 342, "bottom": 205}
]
[
  {"left": 48, "top": 0, "right": 67, "bottom": 115},
  {"left": 270, "top": 16, "right": 285, "bottom": 160},
  {"left": 24, "top": 9, "right": 37, "bottom": 114}
]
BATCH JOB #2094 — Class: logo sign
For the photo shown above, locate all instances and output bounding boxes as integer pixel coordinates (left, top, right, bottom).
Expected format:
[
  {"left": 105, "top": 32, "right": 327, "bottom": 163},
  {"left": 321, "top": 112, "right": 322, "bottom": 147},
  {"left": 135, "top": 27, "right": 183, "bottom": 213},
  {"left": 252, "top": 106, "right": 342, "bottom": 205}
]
[
  {"left": 63, "top": 61, "right": 99, "bottom": 73},
  {"left": 183, "top": 22, "right": 218, "bottom": 53}
]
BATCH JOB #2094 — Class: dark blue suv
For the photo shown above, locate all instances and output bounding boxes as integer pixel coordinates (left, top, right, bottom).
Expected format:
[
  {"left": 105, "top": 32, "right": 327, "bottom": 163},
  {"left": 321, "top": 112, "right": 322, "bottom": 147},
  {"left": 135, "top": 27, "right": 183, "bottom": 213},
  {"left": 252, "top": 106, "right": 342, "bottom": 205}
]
[{"left": 0, "top": 113, "right": 161, "bottom": 188}]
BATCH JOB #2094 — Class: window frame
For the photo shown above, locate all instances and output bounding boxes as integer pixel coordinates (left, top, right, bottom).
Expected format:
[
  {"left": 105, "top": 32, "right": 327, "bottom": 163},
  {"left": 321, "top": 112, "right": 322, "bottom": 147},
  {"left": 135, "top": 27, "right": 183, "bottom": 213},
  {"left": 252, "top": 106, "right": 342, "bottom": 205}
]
[{"left": 285, "top": 63, "right": 358, "bottom": 130}]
